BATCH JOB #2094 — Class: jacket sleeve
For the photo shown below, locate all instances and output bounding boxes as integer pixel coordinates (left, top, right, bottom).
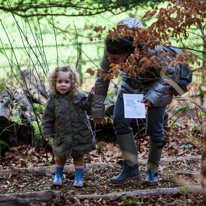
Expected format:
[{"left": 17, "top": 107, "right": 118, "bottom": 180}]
[
  {"left": 41, "top": 98, "right": 55, "bottom": 138},
  {"left": 144, "top": 78, "right": 172, "bottom": 106},
  {"left": 91, "top": 54, "right": 111, "bottom": 118},
  {"left": 79, "top": 92, "right": 93, "bottom": 113},
  {"left": 144, "top": 46, "right": 179, "bottom": 106}
]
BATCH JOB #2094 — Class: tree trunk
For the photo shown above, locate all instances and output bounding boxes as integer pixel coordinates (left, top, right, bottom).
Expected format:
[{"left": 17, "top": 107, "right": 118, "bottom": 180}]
[{"left": 201, "top": 130, "right": 206, "bottom": 205}]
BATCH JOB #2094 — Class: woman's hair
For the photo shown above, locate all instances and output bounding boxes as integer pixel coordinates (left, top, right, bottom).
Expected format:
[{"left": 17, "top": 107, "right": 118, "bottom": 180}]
[
  {"left": 49, "top": 65, "right": 78, "bottom": 97},
  {"left": 105, "top": 36, "right": 135, "bottom": 55}
]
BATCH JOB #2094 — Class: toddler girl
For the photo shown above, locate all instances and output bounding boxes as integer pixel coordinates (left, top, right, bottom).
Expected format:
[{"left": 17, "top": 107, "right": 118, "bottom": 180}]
[{"left": 42, "top": 65, "right": 95, "bottom": 187}]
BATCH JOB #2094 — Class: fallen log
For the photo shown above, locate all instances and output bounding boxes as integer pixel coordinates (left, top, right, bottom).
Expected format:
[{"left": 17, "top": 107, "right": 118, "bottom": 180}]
[
  {"left": 0, "top": 90, "right": 11, "bottom": 129},
  {"left": 0, "top": 99, "right": 10, "bottom": 129},
  {"left": 65, "top": 186, "right": 202, "bottom": 200},
  {"left": 0, "top": 187, "right": 202, "bottom": 206},
  {"left": 160, "top": 155, "right": 201, "bottom": 163},
  {"left": 1, "top": 90, "right": 11, "bottom": 106},
  {"left": 0, "top": 162, "right": 112, "bottom": 177},
  {"left": 0, "top": 190, "right": 61, "bottom": 206},
  {"left": 0, "top": 90, "right": 18, "bottom": 146},
  {"left": 20, "top": 69, "right": 48, "bottom": 105},
  {"left": 177, "top": 169, "right": 200, "bottom": 176},
  {"left": 0, "top": 155, "right": 201, "bottom": 177},
  {"left": 5, "top": 82, "right": 35, "bottom": 123}
]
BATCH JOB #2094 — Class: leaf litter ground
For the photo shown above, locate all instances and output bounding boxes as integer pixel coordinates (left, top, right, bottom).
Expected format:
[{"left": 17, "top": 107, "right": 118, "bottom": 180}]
[{"left": 0, "top": 116, "right": 204, "bottom": 205}]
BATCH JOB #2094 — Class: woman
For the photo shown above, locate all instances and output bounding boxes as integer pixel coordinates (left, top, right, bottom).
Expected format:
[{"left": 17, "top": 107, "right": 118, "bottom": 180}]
[{"left": 91, "top": 18, "right": 179, "bottom": 186}]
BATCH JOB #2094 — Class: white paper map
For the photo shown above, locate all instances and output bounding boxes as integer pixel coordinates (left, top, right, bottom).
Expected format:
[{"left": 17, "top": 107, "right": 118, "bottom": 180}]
[{"left": 123, "top": 94, "right": 146, "bottom": 119}]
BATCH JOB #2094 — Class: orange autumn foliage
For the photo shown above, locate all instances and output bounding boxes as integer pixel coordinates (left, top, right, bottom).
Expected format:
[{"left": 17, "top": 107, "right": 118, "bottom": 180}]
[{"left": 87, "top": 0, "right": 204, "bottom": 79}]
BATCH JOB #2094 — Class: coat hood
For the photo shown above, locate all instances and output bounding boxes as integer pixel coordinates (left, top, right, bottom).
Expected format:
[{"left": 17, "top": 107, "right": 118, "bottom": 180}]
[{"left": 118, "top": 18, "right": 144, "bottom": 29}]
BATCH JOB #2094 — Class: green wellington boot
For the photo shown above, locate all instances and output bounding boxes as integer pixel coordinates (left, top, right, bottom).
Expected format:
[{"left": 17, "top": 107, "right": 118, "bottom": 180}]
[
  {"left": 110, "top": 160, "right": 140, "bottom": 184},
  {"left": 110, "top": 132, "right": 140, "bottom": 184},
  {"left": 144, "top": 140, "right": 165, "bottom": 186}
]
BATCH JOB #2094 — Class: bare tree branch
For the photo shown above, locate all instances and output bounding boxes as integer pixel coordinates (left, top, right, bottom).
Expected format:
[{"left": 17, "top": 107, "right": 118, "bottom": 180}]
[{"left": 0, "top": 0, "right": 165, "bottom": 18}]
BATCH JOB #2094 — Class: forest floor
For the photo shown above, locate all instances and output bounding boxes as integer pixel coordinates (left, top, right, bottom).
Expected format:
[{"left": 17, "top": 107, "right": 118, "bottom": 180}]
[
  {"left": 0, "top": 102, "right": 205, "bottom": 205},
  {"left": 0, "top": 129, "right": 204, "bottom": 205}
]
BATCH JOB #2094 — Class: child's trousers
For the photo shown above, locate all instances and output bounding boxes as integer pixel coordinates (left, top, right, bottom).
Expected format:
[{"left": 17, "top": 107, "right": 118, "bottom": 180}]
[{"left": 55, "top": 155, "right": 84, "bottom": 166}]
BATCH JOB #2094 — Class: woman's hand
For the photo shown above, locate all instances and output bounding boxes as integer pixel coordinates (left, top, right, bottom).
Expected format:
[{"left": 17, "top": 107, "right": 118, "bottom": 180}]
[
  {"left": 94, "top": 118, "right": 107, "bottom": 125},
  {"left": 141, "top": 99, "right": 152, "bottom": 107}
]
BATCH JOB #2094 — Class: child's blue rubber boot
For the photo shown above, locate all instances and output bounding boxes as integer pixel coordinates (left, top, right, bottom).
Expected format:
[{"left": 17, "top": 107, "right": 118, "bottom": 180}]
[
  {"left": 73, "top": 166, "right": 84, "bottom": 187},
  {"left": 53, "top": 165, "right": 64, "bottom": 186}
]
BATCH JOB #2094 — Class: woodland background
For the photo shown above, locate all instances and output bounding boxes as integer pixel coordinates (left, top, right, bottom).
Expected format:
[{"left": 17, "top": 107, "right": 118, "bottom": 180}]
[{"left": 0, "top": 0, "right": 205, "bottom": 205}]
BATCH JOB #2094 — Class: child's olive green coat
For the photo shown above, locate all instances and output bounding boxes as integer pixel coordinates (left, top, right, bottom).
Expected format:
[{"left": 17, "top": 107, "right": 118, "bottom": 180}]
[{"left": 42, "top": 91, "right": 95, "bottom": 158}]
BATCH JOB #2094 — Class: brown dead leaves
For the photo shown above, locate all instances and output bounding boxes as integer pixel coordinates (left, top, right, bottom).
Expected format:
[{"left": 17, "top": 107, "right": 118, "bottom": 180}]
[
  {"left": 94, "top": 26, "right": 106, "bottom": 33},
  {"left": 85, "top": 0, "right": 203, "bottom": 79},
  {"left": 1, "top": 145, "right": 49, "bottom": 168},
  {"left": 85, "top": 68, "right": 95, "bottom": 76}
]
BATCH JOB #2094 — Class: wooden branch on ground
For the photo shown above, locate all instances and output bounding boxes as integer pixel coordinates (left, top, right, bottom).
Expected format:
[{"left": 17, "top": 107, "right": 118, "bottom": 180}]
[
  {"left": 0, "top": 155, "right": 201, "bottom": 178},
  {"left": 65, "top": 186, "right": 202, "bottom": 200},
  {"left": 177, "top": 170, "right": 200, "bottom": 176},
  {"left": 0, "top": 187, "right": 201, "bottom": 206},
  {"left": 0, "top": 190, "right": 61, "bottom": 206},
  {"left": 0, "top": 162, "right": 112, "bottom": 177},
  {"left": 160, "top": 155, "right": 201, "bottom": 163}
]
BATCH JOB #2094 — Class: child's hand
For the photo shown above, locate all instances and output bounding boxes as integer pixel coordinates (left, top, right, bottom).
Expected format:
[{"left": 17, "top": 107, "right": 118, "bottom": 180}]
[{"left": 45, "top": 137, "right": 51, "bottom": 142}]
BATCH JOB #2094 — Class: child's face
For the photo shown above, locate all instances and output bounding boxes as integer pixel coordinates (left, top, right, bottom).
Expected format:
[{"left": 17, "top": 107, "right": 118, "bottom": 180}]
[{"left": 56, "top": 71, "right": 71, "bottom": 95}]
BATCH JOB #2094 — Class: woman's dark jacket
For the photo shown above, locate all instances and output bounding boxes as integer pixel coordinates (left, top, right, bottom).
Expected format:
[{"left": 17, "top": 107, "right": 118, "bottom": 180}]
[{"left": 91, "top": 18, "right": 181, "bottom": 118}]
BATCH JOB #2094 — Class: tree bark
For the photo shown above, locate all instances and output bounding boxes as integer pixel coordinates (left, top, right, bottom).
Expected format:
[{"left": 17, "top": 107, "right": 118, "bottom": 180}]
[
  {"left": 0, "top": 90, "right": 12, "bottom": 128},
  {"left": 0, "top": 163, "right": 111, "bottom": 177},
  {"left": 0, "top": 190, "right": 61, "bottom": 206},
  {"left": 0, "top": 90, "right": 18, "bottom": 146},
  {"left": 5, "top": 82, "right": 35, "bottom": 123},
  {"left": 0, "top": 99, "right": 10, "bottom": 129},
  {"left": 201, "top": 130, "right": 206, "bottom": 205},
  {"left": 65, "top": 187, "right": 202, "bottom": 200},
  {"left": 20, "top": 69, "right": 48, "bottom": 105}
]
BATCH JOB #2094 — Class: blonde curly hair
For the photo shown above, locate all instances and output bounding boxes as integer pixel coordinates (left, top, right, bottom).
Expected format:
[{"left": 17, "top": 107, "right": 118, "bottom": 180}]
[{"left": 49, "top": 65, "right": 78, "bottom": 97}]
